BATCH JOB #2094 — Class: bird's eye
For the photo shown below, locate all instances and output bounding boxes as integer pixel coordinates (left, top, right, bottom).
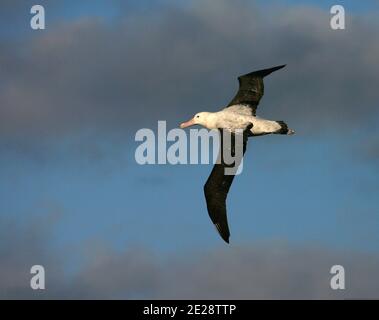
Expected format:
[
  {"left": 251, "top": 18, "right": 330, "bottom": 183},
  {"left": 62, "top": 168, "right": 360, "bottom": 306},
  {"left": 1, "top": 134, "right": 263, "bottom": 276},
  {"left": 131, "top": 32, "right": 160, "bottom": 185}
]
[{"left": 196, "top": 115, "right": 200, "bottom": 118}]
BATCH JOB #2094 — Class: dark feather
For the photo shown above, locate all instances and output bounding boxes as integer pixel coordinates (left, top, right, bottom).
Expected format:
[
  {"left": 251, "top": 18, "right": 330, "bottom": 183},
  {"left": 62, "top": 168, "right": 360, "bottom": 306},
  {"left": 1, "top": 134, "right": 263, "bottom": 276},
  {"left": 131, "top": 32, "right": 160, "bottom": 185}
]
[
  {"left": 227, "top": 65, "right": 286, "bottom": 116},
  {"left": 203, "top": 129, "right": 249, "bottom": 243}
]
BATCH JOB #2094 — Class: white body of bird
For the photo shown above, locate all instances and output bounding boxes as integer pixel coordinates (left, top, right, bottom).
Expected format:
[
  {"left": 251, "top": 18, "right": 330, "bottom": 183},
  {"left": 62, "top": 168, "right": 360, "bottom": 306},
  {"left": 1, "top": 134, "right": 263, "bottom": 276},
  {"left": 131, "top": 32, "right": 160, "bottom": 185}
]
[{"left": 180, "top": 104, "right": 290, "bottom": 136}]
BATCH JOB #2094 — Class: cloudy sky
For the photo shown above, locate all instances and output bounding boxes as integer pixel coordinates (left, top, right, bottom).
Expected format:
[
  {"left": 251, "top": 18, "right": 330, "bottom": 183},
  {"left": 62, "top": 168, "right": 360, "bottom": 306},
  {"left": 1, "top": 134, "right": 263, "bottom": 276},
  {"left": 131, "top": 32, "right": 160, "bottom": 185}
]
[{"left": 1, "top": 0, "right": 379, "bottom": 299}]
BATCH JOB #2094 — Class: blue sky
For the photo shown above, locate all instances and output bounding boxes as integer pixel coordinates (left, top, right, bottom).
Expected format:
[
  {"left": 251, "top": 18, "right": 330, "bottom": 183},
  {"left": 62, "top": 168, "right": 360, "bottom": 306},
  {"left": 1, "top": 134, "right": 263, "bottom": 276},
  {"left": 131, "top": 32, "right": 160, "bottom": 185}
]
[
  {"left": 2, "top": 130, "right": 377, "bottom": 253},
  {"left": 0, "top": 0, "right": 378, "bottom": 298}
]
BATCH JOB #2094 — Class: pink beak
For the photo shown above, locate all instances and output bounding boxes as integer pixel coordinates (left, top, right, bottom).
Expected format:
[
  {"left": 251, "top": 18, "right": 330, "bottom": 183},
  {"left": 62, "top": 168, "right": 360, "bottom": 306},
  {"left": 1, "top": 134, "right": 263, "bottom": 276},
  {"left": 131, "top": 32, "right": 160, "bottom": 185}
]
[{"left": 180, "top": 118, "right": 195, "bottom": 129}]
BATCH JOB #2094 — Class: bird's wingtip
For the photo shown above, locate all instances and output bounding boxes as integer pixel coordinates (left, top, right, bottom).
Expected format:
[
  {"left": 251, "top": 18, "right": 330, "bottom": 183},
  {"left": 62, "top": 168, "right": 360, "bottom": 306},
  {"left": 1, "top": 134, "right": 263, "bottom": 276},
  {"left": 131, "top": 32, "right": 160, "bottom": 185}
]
[
  {"left": 273, "top": 64, "right": 287, "bottom": 71},
  {"left": 221, "top": 235, "right": 230, "bottom": 244},
  {"left": 214, "top": 223, "right": 230, "bottom": 244},
  {"left": 250, "top": 64, "right": 287, "bottom": 78}
]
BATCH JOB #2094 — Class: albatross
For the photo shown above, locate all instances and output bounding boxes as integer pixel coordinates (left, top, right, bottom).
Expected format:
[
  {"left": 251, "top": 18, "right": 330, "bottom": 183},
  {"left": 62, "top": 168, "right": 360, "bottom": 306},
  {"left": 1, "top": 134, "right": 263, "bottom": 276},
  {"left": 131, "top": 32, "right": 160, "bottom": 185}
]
[{"left": 179, "top": 65, "right": 294, "bottom": 243}]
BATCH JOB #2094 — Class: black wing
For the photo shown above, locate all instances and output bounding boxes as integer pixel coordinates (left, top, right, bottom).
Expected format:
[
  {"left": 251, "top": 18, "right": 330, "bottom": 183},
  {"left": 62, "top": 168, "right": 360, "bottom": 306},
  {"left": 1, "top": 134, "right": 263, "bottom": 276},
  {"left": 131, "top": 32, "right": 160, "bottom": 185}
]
[
  {"left": 203, "top": 129, "right": 249, "bottom": 243},
  {"left": 226, "top": 65, "right": 286, "bottom": 116}
]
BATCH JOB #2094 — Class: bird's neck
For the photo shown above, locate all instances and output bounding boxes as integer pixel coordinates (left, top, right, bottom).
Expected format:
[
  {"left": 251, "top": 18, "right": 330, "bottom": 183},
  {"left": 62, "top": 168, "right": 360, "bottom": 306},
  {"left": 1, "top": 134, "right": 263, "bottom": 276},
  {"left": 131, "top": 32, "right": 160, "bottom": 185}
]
[{"left": 203, "top": 112, "right": 219, "bottom": 129}]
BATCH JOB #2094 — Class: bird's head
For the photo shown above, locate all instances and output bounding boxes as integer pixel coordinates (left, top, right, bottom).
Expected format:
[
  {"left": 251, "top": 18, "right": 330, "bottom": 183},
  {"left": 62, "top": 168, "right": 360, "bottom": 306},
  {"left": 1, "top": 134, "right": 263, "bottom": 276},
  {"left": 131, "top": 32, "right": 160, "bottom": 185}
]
[{"left": 180, "top": 112, "right": 214, "bottom": 129}]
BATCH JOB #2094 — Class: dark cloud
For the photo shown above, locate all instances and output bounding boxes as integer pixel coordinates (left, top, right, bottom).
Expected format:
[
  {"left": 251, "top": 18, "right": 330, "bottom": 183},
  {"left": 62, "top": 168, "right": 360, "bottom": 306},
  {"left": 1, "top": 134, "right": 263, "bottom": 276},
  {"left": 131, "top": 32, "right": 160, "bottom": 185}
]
[
  {"left": 1, "top": 0, "right": 379, "bottom": 146},
  {"left": 0, "top": 215, "right": 66, "bottom": 299},
  {"left": 1, "top": 181, "right": 378, "bottom": 300},
  {"left": 67, "top": 245, "right": 379, "bottom": 299},
  {"left": 1, "top": 215, "right": 379, "bottom": 299}
]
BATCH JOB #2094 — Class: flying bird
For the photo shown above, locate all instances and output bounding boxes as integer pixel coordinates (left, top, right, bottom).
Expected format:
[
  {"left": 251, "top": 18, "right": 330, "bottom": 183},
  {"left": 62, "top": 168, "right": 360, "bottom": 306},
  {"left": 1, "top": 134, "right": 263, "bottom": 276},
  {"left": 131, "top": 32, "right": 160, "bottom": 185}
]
[{"left": 180, "top": 65, "right": 294, "bottom": 243}]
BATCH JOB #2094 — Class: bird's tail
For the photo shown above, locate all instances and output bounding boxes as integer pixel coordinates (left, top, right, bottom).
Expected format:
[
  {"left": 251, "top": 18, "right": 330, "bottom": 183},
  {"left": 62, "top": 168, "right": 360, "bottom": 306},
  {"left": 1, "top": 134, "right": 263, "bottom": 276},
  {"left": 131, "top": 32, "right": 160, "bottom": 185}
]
[{"left": 275, "top": 121, "right": 295, "bottom": 135}]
